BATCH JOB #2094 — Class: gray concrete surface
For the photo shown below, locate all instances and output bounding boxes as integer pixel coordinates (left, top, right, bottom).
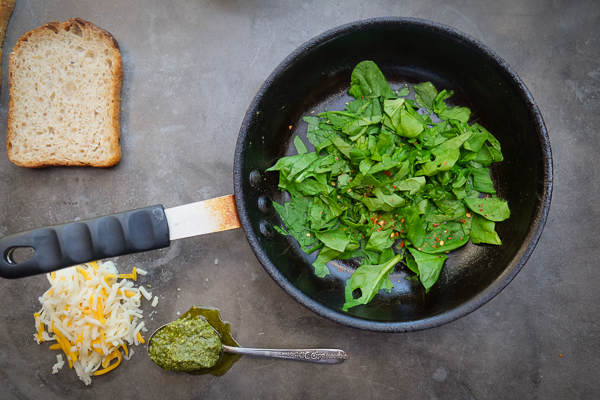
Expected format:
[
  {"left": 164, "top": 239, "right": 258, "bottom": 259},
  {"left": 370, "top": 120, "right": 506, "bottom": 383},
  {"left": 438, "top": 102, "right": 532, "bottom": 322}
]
[{"left": 0, "top": 0, "right": 597, "bottom": 399}]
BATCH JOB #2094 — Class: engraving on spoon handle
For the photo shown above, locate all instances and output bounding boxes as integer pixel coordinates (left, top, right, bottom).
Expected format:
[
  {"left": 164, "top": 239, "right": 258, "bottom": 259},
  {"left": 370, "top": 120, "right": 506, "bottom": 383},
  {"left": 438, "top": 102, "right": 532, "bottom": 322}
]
[{"left": 222, "top": 345, "right": 348, "bottom": 364}]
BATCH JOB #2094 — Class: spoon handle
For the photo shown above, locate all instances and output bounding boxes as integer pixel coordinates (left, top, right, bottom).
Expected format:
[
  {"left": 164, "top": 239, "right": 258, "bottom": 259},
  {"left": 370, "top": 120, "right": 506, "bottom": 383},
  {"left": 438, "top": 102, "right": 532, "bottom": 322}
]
[{"left": 221, "top": 345, "right": 348, "bottom": 364}]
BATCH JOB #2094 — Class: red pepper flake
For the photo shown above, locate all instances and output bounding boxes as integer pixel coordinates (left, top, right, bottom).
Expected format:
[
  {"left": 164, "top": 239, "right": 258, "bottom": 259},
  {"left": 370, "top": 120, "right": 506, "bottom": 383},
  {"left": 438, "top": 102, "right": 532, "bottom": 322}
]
[
  {"left": 393, "top": 185, "right": 396, "bottom": 189},
  {"left": 433, "top": 223, "right": 439, "bottom": 227},
  {"left": 400, "top": 241, "right": 404, "bottom": 248},
  {"left": 384, "top": 171, "right": 391, "bottom": 176}
]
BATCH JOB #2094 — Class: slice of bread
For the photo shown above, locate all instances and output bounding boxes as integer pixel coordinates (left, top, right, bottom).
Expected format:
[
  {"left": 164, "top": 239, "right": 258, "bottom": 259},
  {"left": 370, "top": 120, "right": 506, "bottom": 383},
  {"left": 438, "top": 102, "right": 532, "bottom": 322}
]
[
  {"left": 0, "top": 0, "right": 15, "bottom": 86},
  {"left": 7, "top": 18, "right": 123, "bottom": 167}
]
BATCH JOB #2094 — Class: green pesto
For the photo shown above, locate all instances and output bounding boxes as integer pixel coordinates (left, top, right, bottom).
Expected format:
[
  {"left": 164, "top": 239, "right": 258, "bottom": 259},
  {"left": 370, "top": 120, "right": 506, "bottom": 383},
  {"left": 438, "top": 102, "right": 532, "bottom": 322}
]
[{"left": 148, "top": 314, "right": 222, "bottom": 372}]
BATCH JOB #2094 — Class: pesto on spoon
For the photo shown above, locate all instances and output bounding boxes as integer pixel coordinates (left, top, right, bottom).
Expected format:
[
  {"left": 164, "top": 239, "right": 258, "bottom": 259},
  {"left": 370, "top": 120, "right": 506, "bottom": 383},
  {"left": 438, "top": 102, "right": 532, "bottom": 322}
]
[
  {"left": 148, "top": 314, "right": 222, "bottom": 371},
  {"left": 148, "top": 306, "right": 348, "bottom": 376}
]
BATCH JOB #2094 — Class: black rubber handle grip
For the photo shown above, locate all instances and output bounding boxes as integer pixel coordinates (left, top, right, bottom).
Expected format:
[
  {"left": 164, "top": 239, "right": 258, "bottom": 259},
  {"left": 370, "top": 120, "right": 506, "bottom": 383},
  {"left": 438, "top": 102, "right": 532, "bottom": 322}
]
[{"left": 0, "top": 205, "right": 170, "bottom": 279}]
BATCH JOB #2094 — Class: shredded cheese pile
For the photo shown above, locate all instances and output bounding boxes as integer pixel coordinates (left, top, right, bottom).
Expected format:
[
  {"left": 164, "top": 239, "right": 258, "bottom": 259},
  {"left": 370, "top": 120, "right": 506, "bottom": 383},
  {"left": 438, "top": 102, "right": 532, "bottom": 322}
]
[{"left": 33, "top": 260, "right": 159, "bottom": 385}]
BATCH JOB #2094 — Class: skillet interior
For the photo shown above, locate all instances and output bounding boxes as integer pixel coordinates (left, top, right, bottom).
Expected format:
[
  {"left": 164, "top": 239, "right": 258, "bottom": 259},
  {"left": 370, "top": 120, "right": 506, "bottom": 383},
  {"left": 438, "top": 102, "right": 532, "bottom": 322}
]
[{"left": 233, "top": 18, "right": 552, "bottom": 332}]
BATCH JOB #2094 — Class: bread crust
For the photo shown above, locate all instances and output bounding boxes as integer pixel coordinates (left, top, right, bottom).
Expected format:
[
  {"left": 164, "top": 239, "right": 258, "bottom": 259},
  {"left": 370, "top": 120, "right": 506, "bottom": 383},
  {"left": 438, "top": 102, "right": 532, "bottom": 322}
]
[
  {"left": 0, "top": 0, "right": 16, "bottom": 85},
  {"left": 7, "top": 18, "right": 123, "bottom": 167},
  {"left": 0, "top": 0, "right": 14, "bottom": 39}
]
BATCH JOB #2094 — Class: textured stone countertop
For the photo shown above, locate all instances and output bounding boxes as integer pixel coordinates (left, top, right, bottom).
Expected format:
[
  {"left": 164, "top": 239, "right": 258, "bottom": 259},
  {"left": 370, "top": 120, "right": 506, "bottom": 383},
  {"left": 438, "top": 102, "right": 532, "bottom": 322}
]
[{"left": 0, "top": 1, "right": 598, "bottom": 399}]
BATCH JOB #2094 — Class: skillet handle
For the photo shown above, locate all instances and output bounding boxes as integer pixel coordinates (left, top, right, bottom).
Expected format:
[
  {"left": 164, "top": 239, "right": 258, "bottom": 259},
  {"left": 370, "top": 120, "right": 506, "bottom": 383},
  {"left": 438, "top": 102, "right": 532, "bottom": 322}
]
[{"left": 0, "top": 205, "right": 170, "bottom": 279}]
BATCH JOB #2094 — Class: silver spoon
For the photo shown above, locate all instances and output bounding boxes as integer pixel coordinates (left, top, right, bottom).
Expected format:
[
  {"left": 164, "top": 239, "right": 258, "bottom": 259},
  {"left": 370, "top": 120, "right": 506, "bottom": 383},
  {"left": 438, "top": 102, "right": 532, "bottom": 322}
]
[{"left": 149, "top": 323, "right": 348, "bottom": 365}]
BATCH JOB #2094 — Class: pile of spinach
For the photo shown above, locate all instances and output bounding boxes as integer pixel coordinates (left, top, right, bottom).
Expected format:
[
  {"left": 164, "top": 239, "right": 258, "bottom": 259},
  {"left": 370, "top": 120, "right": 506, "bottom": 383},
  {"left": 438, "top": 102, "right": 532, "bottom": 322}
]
[{"left": 267, "top": 61, "right": 509, "bottom": 311}]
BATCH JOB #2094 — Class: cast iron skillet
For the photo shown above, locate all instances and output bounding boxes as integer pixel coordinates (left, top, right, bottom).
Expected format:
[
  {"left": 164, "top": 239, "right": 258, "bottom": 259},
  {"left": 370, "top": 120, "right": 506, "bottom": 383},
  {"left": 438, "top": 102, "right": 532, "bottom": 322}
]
[{"left": 233, "top": 17, "right": 553, "bottom": 332}]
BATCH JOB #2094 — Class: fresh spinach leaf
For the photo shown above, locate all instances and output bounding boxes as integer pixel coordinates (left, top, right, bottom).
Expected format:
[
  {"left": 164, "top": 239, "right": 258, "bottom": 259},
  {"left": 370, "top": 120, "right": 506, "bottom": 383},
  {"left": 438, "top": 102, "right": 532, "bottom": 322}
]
[
  {"left": 349, "top": 60, "right": 395, "bottom": 99},
  {"left": 464, "top": 197, "right": 510, "bottom": 221},
  {"left": 407, "top": 248, "right": 448, "bottom": 291},
  {"left": 414, "top": 82, "right": 438, "bottom": 112},
  {"left": 471, "top": 214, "right": 502, "bottom": 245},
  {"left": 342, "top": 255, "right": 402, "bottom": 310}
]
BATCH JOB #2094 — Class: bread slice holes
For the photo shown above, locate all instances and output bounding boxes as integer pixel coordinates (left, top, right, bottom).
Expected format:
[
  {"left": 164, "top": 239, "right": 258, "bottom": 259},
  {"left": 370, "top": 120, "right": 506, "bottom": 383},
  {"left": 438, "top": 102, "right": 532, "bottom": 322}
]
[
  {"left": 45, "top": 49, "right": 52, "bottom": 57},
  {"left": 106, "top": 59, "right": 112, "bottom": 68},
  {"left": 84, "top": 50, "right": 96, "bottom": 60},
  {"left": 64, "top": 81, "right": 77, "bottom": 98},
  {"left": 50, "top": 91, "right": 56, "bottom": 101},
  {"left": 74, "top": 46, "right": 84, "bottom": 52}
]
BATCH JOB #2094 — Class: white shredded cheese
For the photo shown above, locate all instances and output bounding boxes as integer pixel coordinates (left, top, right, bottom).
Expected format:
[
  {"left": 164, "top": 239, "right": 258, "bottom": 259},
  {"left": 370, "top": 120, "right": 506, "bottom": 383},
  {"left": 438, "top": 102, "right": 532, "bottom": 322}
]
[
  {"left": 33, "top": 261, "right": 153, "bottom": 385},
  {"left": 139, "top": 286, "right": 152, "bottom": 301},
  {"left": 52, "top": 354, "right": 64, "bottom": 374},
  {"left": 151, "top": 296, "right": 159, "bottom": 307}
]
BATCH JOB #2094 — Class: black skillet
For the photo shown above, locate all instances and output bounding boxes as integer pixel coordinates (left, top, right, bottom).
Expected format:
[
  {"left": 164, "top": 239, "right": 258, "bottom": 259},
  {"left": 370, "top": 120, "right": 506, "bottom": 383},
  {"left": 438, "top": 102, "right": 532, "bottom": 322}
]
[
  {"left": 233, "top": 17, "right": 552, "bottom": 332},
  {"left": 0, "top": 18, "right": 552, "bottom": 332}
]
